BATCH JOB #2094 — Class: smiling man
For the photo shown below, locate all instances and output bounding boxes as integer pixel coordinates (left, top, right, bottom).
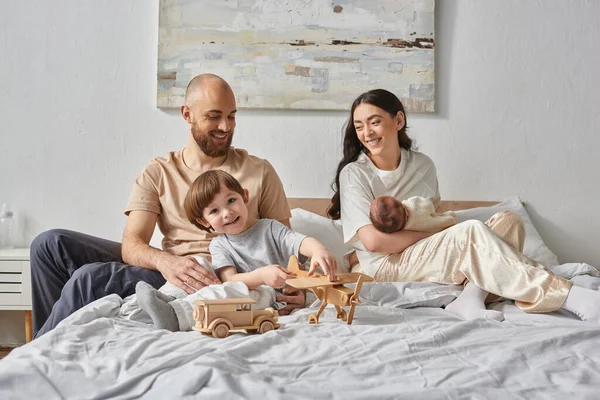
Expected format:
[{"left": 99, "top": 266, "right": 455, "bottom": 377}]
[{"left": 30, "top": 74, "right": 305, "bottom": 338}]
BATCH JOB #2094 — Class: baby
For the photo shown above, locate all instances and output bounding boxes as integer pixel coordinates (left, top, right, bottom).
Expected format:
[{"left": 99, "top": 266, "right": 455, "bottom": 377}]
[
  {"left": 369, "top": 195, "right": 457, "bottom": 233},
  {"left": 136, "top": 170, "right": 338, "bottom": 332}
]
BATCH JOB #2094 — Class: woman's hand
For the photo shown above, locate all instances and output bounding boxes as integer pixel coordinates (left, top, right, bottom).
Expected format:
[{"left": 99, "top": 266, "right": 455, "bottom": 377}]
[
  {"left": 157, "top": 255, "right": 221, "bottom": 294},
  {"left": 307, "top": 248, "right": 339, "bottom": 281},
  {"left": 258, "top": 265, "right": 296, "bottom": 288}
]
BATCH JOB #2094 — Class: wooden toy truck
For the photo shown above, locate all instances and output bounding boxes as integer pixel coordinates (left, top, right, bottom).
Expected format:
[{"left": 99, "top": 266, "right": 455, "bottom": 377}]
[{"left": 192, "top": 298, "right": 280, "bottom": 338}]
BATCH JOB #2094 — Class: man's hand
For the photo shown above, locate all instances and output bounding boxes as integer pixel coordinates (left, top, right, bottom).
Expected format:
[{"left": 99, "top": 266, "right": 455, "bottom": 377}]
[
  {"left": 258, "top": 265, "right": 296, "bottom": 288},
  {"left": 277, "top": 286, "right": 305, "bottom": 316},
  {"left": 157, "top": 255, "right": 220, "bottom": 294}
]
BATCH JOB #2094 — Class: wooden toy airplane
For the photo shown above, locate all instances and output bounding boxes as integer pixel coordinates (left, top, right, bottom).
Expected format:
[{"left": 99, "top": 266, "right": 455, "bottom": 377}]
[{"left": 285, "top": 256, "right": 373, "bottom": 325}]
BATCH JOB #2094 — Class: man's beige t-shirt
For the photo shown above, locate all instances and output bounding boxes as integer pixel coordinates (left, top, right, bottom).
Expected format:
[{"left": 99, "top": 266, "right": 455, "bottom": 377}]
[{"left": 125, "top": 147, "right": 291, "bottom": 260}]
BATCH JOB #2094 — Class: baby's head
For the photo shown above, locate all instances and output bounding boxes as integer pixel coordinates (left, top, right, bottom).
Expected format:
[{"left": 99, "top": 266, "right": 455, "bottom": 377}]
[
  {"left": 369, "top": 196, "right": 407, "bottom": 233},
  {"left": 184, "top": 170, "right": 249, "bottom": 234}
]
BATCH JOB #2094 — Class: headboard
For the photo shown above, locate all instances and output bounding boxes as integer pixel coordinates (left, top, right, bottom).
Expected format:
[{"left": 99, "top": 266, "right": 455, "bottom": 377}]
[{"left": 287, "top": 198, "right": 499, "bottom": 218}]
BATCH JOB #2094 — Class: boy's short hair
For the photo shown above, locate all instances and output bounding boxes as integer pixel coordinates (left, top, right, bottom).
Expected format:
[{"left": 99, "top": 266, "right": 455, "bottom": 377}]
[{"left": 184, "top": 170, "right": 245, "bottom": 232}]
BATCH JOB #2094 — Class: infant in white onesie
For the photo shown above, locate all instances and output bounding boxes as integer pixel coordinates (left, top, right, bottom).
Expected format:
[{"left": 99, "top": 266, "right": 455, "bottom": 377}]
[{"left": 369, "top": 195, "right": 456, "bottom": 234}]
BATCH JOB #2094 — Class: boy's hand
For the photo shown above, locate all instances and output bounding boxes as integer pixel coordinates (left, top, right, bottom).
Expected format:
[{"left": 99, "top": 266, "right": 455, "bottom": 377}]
[
  {"left": 259, "top": 265, "right": 296, "bottom": 288},
  {"left": 307, "top": 249, "right": 338, "bottom": 281}
]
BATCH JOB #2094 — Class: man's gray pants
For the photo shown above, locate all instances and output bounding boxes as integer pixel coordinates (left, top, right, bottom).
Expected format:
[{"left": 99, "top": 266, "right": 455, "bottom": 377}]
[{"left": 30, "top": 229, "right": 166, "bottom": 338}]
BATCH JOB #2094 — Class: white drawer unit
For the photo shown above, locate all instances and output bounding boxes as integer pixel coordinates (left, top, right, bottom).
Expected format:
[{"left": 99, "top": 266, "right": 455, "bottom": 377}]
[{"left": 0, "top": 249, "right": 32, "bottom": 342}]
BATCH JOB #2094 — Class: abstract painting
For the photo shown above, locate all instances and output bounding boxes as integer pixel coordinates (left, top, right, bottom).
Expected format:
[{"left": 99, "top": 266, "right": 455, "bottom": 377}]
[{"left": 158, "top": 0, "right": 435, "bottom": 112}]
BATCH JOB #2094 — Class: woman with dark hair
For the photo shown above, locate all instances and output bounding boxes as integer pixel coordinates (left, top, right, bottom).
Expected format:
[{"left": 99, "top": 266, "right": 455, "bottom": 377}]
[{"left": 328, "top": 89, "right": 600, "bottom": 323}]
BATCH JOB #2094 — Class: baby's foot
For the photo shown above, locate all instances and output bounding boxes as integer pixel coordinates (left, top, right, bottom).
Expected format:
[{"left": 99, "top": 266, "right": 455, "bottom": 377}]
[{"left": 136, "top": 281, "right": 179, "bottom": 331}]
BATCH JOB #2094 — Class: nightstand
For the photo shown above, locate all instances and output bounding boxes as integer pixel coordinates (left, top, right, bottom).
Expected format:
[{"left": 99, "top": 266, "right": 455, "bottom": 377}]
[{"left": 0, "top": 248, "right": 32, "bottom": 343}]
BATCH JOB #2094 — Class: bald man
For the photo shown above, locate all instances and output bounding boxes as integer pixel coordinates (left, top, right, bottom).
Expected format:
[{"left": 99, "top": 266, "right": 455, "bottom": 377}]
[{"left": 30, "top": 74, "right": 304, "bottom": 337}]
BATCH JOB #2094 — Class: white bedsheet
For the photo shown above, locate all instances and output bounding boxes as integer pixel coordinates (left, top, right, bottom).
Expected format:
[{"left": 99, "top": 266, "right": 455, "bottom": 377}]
[{"left": 2, "top": 267, "right": 600, "bottom": 399}]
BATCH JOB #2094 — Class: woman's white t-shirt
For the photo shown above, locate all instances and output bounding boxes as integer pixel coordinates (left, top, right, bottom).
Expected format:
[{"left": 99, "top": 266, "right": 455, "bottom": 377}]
[{"left": 339, "top": 148, "right": 440, "bottom": 276}]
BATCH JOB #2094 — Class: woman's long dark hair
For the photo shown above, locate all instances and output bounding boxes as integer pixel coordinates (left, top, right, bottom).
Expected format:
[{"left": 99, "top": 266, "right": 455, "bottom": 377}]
[{"left": 327, "top": 89, "right": 413, "bottom": 220}]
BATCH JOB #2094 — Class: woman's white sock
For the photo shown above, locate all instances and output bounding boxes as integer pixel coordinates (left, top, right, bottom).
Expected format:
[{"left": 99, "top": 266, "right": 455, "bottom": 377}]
[
  {"left": 445, "top": 282, "right": 505, "bottom": 322},
  {"left": 562, "top": 285, "right": 600, "bottom": 323}
]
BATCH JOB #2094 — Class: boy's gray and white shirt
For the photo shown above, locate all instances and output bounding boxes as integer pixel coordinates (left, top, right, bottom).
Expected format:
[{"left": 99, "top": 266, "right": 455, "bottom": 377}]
[{"left": 209, "top": 219, "right": 307, "bottom": 273}]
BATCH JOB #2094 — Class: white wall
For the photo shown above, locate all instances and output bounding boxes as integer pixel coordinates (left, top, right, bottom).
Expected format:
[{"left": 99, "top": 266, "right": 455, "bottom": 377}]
[{"left": 1, "top": 0, "right": 599, "bottom": 268}]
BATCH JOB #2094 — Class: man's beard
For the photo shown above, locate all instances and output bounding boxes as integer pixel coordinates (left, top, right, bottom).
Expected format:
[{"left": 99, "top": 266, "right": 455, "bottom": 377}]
[{"left": 191, "top": 123, "right": 233, "bottom": 158}]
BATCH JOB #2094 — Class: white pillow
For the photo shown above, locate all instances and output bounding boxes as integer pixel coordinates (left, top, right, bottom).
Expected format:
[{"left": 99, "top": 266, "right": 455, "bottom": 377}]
[
  {"left": 290, "top": 208, "right": 352, "bottom": 272},
  {"left": 454, "top": 197, "right": 559, "bottom": 267}
]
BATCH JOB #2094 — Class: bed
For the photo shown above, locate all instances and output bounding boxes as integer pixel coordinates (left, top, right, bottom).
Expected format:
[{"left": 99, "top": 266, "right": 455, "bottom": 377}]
[{"left": 1, "top": 199, "right": 600, "bottom": 399}]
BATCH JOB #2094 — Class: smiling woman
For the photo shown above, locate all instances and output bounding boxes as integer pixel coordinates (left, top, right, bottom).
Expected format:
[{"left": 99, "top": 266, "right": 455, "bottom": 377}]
[
  {"left": 352, "top": 102, "right": 406, "bottom": 171},
  {"left": 328, "top": 89, "right": 417, "bottom": 222},
  {"left": 328, "top": 88, "right": 600, "bottom": 324}
]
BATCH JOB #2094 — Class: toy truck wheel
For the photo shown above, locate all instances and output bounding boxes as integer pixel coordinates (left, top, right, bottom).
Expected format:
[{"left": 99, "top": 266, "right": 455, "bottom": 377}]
[
  {"left": 258, "top": 320, "right": 275, "bottom": 334},
  {"left": 308, "top": 314, "right": 318, "bottom": 324},
  {"left": 212, "top": 323, "right": 229, "bottom": 338},
  {"left": 337, "top": 309, "right": 347, "bottom": 321}
]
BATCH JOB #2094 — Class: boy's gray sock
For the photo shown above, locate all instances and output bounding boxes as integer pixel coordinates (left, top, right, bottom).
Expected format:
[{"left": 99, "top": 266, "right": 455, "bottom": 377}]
[
  {"left": 155, "top": 290, "right": 176, "bottom": 303},
  {"left": 136, "top": 281, "right": 179, "bottom": 331}
]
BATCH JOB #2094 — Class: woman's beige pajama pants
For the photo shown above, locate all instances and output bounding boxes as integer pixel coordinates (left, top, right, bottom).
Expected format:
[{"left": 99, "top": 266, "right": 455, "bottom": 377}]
[{"left": 374, "top": 211, "right": 571, "bottom": 312}]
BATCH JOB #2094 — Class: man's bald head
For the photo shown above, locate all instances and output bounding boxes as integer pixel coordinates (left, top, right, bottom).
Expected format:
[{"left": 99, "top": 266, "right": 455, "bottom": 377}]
[
  {"left": 184, "top": 74, "right": 234, "bottom": 106},
  {"left": 181, "top": 74, "right": 237, "bottom": 158}
]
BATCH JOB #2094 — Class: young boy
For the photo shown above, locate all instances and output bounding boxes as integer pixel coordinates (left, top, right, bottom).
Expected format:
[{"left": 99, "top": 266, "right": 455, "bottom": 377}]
[
  {"left": 369, "top": 195, "right": 457, "bottom": 233},
  {"left": 136, "top": 170, "right": 338, "bottom": 332}
]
